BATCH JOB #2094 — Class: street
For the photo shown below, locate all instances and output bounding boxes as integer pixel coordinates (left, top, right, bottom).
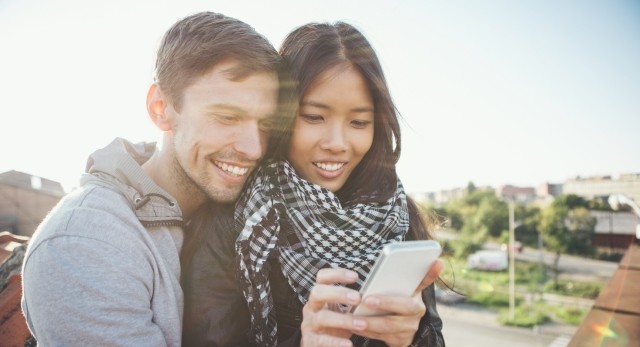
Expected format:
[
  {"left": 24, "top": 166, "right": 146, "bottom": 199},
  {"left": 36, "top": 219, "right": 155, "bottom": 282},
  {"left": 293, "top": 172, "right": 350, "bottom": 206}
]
[
  {"left": 514, "top": 246, "right": 618, "bottom": 280},
  {"left": 433, "top": 230, "right": 617, "bottom": 347},
  {"left": 439, "top": 303, "right": 575, "bottom": 347},
  {"left": 465, "top": 236, "right": 619, "bottom": 280}
]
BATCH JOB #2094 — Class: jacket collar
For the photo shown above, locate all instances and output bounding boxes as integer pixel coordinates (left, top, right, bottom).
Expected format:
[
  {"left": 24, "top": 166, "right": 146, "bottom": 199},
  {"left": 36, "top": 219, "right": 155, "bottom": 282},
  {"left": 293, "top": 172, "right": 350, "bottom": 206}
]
[{"left": 81, "top": 138, "right": 183, "bottom": 226}]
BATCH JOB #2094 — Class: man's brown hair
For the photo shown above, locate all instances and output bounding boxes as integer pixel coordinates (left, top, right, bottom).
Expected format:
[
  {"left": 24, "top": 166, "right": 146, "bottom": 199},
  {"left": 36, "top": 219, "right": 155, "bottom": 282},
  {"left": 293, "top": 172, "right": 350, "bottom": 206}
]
[{"left": 154, "top": 11, "right": 281, "bottom": 111}]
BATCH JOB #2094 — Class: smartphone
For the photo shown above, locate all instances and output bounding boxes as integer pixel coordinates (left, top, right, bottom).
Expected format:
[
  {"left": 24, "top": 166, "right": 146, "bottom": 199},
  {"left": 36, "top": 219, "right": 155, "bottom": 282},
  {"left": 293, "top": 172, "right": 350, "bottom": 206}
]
[{"left": 351, "top": 240, "right": 442, "bottom": 316}]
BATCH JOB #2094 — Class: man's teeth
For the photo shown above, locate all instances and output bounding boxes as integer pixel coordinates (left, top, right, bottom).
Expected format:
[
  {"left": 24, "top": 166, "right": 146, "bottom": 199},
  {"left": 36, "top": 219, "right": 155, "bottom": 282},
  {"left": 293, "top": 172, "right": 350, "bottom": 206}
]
[
  {"left": 215, "top": 161, "right": 249, "bottom": 176},
  {"left": 314, "top": 162, "right": 344, "bottom": 171}
]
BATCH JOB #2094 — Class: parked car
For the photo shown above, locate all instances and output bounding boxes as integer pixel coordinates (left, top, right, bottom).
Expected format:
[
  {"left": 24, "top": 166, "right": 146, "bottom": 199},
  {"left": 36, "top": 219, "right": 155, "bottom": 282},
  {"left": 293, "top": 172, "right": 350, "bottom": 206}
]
[
  {"left": 500, "top": 241, "right": 523, "bottom": 253},
  {"left": 467, "top": 250, "right": 508, "bottom": 271}
]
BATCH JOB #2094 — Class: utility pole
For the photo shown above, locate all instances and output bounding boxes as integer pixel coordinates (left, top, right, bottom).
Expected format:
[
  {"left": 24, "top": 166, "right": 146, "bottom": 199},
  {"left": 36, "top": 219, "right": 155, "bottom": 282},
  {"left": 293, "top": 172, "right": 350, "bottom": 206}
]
[
  {"left": 508, "top": 200, "right": 515, "bottom": 322},
  {"left": 538, "top": 226, "right": 544, "bottom": 299}
]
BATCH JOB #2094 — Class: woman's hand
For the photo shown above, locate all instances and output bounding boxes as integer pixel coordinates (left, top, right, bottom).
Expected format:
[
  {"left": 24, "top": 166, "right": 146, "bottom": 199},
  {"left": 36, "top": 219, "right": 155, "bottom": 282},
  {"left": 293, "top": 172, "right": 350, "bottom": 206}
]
[
  {"left": 352, "top": 259, "right": 443, "bottom": 347},
  {"left": 300, "top": 268, "right": 366, "bottom": 347}
]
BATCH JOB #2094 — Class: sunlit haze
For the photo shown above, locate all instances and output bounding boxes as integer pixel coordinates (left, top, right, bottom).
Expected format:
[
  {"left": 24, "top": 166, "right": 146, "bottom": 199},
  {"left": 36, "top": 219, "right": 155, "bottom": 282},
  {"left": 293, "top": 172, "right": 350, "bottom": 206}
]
[{"left": 1, "top": 0, "right": 638, "bottom": 193}]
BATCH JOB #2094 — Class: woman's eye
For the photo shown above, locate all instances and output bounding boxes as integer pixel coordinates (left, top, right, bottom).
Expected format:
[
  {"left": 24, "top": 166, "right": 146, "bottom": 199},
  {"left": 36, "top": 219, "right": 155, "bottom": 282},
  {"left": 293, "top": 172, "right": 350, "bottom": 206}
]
[
  {"left": 300, "top": 114, "right": 324, "bottom": 123},
  {"left": 351, "top": 120, "right": 372, "bottom": 129}
]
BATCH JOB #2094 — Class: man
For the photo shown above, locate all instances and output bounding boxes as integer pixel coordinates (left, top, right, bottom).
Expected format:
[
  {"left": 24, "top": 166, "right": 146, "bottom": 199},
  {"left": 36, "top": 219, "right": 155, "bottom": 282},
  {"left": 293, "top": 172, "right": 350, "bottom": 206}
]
[{"left": 21, "top": 11, "right": 282, "bottom": 346}]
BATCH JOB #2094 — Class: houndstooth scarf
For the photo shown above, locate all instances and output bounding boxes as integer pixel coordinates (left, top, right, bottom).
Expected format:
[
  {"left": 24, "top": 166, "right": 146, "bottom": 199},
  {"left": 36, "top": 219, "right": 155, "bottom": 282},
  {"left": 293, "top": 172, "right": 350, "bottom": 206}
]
[{"left": 235, "top": 160, "right": 409, "bottom": 346}]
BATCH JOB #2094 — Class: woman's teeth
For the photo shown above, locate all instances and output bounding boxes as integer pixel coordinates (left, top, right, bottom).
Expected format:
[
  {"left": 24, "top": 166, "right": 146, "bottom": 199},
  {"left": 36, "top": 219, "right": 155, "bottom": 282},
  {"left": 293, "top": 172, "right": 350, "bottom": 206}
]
[{"left": 314, "top": 162, "right": 344, "bottom": 171}]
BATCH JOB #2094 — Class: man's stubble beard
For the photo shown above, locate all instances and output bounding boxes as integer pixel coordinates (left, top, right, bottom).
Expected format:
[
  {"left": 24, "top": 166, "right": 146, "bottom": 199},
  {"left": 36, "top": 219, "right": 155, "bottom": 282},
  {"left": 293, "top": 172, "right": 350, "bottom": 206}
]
[{"left": 170, "top": 149, "right": 240, "bottom": 204}]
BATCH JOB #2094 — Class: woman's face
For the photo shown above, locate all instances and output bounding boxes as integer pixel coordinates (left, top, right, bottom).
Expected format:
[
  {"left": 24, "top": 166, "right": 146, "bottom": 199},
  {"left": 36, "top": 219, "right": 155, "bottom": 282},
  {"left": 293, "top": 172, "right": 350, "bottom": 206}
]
[{"left": 288, "top": 65, "right": 374, "bottom": 192}]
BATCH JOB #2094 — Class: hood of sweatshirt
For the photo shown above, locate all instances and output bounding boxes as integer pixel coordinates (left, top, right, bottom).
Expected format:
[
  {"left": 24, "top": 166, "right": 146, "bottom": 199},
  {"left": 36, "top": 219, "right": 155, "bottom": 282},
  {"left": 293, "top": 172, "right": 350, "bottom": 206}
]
[{"left": 80, "top": 138, "right": 183, "bottom": 226}]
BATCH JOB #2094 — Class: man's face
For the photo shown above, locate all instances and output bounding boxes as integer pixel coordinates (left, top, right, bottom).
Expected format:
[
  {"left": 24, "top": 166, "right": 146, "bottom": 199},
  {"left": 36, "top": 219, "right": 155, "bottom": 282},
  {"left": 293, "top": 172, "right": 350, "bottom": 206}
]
[{"left": 166, "top": 60, "right": 279, "bottom": 203}]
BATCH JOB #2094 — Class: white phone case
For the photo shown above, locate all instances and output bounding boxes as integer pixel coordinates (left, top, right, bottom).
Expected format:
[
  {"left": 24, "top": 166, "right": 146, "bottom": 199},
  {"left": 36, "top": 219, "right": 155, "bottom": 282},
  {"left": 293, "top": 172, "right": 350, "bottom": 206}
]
[{"left": 351, "top": 240, "right": 442, "bottom": 316}]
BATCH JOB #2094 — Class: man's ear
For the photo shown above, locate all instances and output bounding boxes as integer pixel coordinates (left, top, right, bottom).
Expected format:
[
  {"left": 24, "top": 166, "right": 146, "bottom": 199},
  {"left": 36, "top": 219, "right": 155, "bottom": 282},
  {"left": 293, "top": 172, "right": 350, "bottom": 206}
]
[{"left": 146, "top": 83, "right": 172, "bottom": 131}]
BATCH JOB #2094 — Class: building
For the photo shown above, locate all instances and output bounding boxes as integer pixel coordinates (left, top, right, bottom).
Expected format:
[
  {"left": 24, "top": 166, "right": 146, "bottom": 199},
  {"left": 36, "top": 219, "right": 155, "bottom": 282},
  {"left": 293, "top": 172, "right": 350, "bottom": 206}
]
[
  {"left": 592, "top": 211, "right": 639, "bottom": 251},
  {"left": 0, "top": 170, "right": 65, "bottom": 237},
  {"left": 411, "top": 187, "right": 467, "bottom": 206},
  {"left": 411, "top": 186, "right": 471, "bottom": 206},
  {"left": 495, "top": 184, "right": 537, "bottom": 204},
  {"left": 563, "top": 173, "right": 640, "bottom": 206},
  {"left": 537, "top": 182, "right": 563, "bottom": 198}
]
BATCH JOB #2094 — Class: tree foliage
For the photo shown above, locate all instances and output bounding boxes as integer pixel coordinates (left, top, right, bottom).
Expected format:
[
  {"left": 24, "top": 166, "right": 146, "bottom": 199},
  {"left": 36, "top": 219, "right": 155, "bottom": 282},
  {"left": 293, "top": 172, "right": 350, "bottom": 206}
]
[
  {"left": 441, "top": 186, "right": 509, "bottom": 254},
  {"left": 514, "top": 205, "right": 541, "bottom": 246},
  {"left": 538, "top": 194, "right": 596, "bottom": 288}
]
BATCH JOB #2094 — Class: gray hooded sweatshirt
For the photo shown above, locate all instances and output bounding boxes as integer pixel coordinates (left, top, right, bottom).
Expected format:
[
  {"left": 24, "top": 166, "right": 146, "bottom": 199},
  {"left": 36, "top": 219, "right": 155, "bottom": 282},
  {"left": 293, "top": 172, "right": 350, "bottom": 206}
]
[{"left": 22, "top": 138, "right": 184, "bottom": 346}]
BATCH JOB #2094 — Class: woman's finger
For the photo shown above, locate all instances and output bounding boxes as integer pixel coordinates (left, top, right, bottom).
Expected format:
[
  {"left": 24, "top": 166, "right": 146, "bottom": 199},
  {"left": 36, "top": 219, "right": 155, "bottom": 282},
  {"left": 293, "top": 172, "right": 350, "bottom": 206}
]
[
  {"left": 306, "top": 283, "right": 361, "bottom": 311},
  {"left": 302, "top": 307, "right": 367, "bottom": 332},
  {"left": 316, "top": 268, "right": 359, "bottom": 285},
  {"left": 360, "top": 293, "right": 425, "bottom": 317},
  {"left": 414, "top": 258, "right": 443, "bottom": 294}
]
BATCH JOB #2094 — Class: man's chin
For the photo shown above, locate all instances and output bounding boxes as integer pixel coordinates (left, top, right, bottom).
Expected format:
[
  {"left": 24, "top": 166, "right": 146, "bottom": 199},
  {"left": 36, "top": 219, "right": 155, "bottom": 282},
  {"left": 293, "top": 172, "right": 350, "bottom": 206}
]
[{"left": 205, "top": 186, "right": 242, "bottom": 203}]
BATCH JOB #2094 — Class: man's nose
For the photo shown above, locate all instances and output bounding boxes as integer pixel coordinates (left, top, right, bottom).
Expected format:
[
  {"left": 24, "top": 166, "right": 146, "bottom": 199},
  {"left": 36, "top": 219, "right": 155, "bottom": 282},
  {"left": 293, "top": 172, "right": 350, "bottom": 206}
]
[{"left": 234, "top": 123, "right": 264, "bottom": 161}]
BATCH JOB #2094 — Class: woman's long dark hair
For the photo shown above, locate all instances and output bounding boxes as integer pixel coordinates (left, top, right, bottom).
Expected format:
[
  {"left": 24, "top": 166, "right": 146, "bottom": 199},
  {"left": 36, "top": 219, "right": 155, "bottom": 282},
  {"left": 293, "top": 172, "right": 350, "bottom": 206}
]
[
  {"left": 275, "top": 22, "right": 399, "bottom": 205},
  {"left": 275, "top": 22, "right": 439, "bottom": 243}
]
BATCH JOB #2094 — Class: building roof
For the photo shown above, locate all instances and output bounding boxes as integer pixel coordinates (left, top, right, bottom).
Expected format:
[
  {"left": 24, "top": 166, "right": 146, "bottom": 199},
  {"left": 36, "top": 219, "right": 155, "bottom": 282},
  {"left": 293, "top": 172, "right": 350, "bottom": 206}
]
[
  {"left": 592, "top": 211, "right": 640, "bottom": 236},
  {"left": 0, "top": 232, "right": 32, "bottom": 345},
  {"left": 568, "top": 241, "right": 640, "bottom": 346},
  {"left": 0, "top": 170, "right": 65, "bottom": 197}
]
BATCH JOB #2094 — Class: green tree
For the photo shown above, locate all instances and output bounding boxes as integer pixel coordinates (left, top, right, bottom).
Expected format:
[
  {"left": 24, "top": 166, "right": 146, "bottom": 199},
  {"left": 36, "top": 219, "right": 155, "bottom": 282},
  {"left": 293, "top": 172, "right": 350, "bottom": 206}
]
[
  {"left": 472, "top": 195, "right": 508, "bottom": 238},
  {"left": 466, "top": 181, "right": 477, "bottom": 194},
  {"left": 514, "top": 205, "right": 541, "bottom": 247},
  {"left": 442, "top": 188, "right": 509, "bottom": 255},
  {"left": 587, "top": 197, "right": 612, "bottom": 211},
  {"left": 552, "top": 194, "right": 588, "bottom": 209},
  {"left": 538, "top": 195, "right": 596, "bottom": 288}
]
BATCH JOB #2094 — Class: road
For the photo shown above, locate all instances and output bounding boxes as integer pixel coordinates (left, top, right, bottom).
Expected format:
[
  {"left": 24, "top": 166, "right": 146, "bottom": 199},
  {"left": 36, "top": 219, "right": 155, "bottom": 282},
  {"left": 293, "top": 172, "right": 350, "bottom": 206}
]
[
  {"left": 437, "top": 229, "right": 619, "bottom": 281},
  {"left": 438, "top": 303, "right": 575, "bottom": 347},
  {"left": 514, "top": 246, "right": 618, "bottom": 280},
  {"left": 469, "top": 237, "right": 619, "bottom": 280}
]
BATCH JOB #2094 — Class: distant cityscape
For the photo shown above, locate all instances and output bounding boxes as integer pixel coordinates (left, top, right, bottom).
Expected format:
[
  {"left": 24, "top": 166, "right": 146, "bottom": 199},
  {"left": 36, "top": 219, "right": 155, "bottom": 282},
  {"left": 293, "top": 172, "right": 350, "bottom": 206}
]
[
  {"left": 1, "top": 169, "right": 639, "bottom": 242},
  {"left": 411, "top": 172, "right": 640, "bottom": 208}
]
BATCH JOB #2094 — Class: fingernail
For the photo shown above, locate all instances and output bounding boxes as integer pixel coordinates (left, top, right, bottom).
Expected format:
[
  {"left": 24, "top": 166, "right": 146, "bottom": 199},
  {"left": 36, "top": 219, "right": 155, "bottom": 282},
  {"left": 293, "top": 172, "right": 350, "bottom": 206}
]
[
  {"left": 353, "top": 319, "right": 366, "bottom": 330},
  {"left": 347, "top": 291, "right": 360, "bottom": 302},
  {"left": 345, "top": 270, "right": 358, "bottom": 280},
  {"left": 365, "top": 297, "right": 380, "bottom": 307},
  {"left": 340, "top": 341, "right": 353, "bottom": 347}
]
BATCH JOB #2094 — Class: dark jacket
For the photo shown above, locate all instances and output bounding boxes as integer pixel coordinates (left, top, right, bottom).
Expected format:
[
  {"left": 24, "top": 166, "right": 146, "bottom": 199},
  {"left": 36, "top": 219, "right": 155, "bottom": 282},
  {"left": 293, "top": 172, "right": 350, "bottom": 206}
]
[{"left": 182, "top": 208, "right": 444, "bottom": 347}]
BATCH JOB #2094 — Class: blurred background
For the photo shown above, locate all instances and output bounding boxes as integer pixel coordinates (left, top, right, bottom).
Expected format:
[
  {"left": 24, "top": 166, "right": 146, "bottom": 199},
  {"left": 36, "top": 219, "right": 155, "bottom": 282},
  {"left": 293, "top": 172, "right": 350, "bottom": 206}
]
[{"left": 1, "top": 1, "right": 639, "bottom": 346}]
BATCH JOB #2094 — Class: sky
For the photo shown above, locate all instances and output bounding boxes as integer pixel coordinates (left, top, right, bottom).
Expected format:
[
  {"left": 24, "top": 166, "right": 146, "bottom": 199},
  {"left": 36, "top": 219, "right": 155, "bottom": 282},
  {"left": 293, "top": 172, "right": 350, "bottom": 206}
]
[{"left": 1, "top": 0, "right": 639, "bottom": 194}]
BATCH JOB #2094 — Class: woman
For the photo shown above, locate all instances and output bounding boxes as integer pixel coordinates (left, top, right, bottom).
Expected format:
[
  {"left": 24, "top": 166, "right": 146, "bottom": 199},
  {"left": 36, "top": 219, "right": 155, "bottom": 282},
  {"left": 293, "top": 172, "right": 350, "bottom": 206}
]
[{"left": 183, "top": 22, "right": 445, "bottom": 347}]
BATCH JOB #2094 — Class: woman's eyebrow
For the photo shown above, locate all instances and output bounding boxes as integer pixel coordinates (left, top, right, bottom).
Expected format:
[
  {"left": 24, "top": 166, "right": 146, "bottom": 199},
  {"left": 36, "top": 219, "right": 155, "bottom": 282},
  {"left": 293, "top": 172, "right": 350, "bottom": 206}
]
[
  {"left": 301, "top": 100, "right": 330, "bottom": 109},
  {"left": 301, "top": 100, "right": 374, "bottom": 113},
  {"left": 351, "top": 106, "right": 374, "bottom": 113}
]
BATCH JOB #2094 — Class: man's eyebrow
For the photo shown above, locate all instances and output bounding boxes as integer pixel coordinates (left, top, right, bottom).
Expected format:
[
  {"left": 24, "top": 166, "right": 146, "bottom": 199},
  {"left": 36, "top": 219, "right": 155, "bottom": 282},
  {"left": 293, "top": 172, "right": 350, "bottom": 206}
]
[
  {"left": 205, "top": 104, "right": 247, "bottom": 115},
  {"left": 206, "top": 104, "right": 276, "bottom": 119}
]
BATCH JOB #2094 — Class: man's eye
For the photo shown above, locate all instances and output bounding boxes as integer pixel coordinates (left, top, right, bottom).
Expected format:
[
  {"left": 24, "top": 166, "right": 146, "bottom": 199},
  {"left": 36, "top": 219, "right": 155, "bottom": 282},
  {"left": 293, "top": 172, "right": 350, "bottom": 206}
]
[
  {"left": 300, "top": 114, "right": 323, "bottom": 123},
  {"left": 214, "top": 114, "right": 238, "bottom": 124},
  {"left": 259, "top": 119, "right": 275, "bottom": 132}
]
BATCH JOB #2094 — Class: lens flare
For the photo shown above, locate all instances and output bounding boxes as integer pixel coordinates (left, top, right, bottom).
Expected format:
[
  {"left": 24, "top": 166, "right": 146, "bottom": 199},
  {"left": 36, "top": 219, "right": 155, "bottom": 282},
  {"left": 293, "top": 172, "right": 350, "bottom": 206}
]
[
  {"left": 588, "top": 317, "right": 630, "bottom": 347},
  {"left": 592, "top": 323, "right": 617, "bottom": 338}
]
